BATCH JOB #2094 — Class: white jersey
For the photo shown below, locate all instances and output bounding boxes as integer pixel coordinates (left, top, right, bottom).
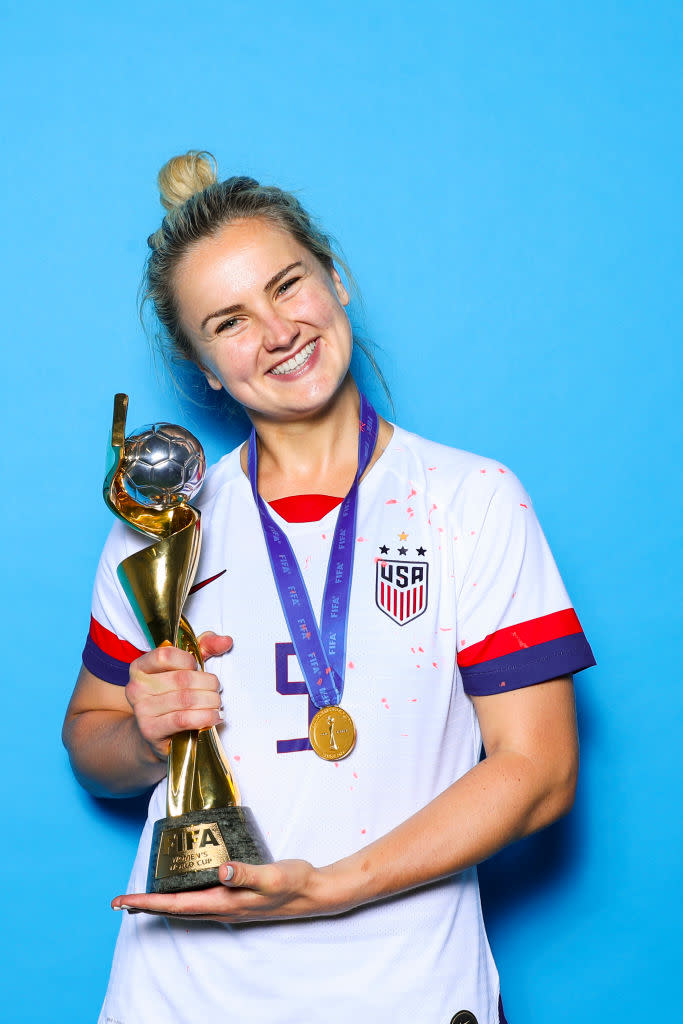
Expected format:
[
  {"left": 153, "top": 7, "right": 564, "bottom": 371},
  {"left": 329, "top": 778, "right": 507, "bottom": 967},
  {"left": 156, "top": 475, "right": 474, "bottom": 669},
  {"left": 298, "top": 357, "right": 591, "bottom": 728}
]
[{"left": 85, "top": 425, "right": 594, "bottom": 1024}]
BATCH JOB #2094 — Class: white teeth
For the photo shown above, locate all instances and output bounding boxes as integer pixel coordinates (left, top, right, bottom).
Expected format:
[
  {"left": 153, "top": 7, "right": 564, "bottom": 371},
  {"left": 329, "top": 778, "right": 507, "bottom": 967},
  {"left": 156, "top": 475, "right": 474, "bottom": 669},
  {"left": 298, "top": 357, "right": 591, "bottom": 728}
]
[{"left": 269, "top": 340, "right": 316, "bottom": 375}]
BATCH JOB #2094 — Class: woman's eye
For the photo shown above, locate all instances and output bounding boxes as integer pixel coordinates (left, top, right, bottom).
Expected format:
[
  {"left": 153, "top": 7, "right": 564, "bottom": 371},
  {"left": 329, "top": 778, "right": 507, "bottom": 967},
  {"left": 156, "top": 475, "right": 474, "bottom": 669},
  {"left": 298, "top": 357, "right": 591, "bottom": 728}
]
[
  {"left": 216, "top": 317, "right": 239, "bottom": 333},
  {"left": 277, "top": 276, "right": 300, "bottom": 296}
]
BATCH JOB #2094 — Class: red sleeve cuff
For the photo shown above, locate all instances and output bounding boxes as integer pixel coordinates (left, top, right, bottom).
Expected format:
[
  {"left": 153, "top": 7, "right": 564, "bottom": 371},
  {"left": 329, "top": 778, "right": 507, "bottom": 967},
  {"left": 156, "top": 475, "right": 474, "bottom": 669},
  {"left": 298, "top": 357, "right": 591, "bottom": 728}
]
[{"left": 82, "top": 616, "right": 145, "bottom": 686}]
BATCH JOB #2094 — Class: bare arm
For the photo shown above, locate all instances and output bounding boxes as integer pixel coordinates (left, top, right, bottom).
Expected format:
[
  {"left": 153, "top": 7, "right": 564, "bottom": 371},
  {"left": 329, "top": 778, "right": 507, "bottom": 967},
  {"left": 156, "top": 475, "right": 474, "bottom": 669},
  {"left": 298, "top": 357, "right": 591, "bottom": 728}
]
[
  {"left": 62, "top": 634, "right": 232, "bottom": 798},
  {"left": 112, "top": 675, "right": 578, "bottom": 918},
  {"left": 63, "top": 664, "right": 164, "bottom": 797},
  {"left": 330, "top": 674, "right": 578, "bottom": 904}
]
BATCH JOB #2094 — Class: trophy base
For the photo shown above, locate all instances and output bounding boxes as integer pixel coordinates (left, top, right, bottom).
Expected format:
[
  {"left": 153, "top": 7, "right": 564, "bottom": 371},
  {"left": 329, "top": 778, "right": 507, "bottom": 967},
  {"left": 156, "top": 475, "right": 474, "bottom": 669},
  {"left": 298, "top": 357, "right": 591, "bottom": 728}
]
[{"left": 147, "top": 806, "right": 270, "bottom": 893}]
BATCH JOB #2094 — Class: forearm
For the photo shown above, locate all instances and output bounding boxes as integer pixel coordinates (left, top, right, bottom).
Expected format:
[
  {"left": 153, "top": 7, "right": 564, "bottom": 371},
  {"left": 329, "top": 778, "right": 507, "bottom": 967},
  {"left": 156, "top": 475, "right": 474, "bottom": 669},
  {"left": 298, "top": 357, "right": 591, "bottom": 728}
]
[
  {"left": 63, "top": 709, "right": 166, "bottom": 798},
  {"left": 111, "top": 743, "right": 576, "bottom": 918},
  {"left": 320, "top": 747, "right": 576, "bottom": 912},
  {"left": 110, "top": 680, "right": 579, "bottom": 921}
]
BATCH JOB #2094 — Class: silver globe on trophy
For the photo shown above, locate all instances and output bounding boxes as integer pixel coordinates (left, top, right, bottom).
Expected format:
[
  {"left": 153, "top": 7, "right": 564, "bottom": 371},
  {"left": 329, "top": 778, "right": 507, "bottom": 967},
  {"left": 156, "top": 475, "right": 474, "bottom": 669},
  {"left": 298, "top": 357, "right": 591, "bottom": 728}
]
[{"left": 103, "top": 393, "right": 268, "bottom": 893}]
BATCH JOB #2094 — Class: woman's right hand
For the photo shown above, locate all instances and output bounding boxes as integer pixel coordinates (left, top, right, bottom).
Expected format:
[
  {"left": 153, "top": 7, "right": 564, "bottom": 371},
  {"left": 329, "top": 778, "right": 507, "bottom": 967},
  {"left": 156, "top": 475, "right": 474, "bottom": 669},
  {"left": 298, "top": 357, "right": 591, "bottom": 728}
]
[{"left": 125, "top": 632, "right": 233, "bottom": 761}]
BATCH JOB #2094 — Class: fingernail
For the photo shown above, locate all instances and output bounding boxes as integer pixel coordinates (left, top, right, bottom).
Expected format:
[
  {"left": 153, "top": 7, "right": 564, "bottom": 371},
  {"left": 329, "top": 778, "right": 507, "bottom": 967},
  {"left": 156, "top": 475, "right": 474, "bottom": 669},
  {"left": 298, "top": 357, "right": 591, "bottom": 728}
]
[
  {"left": 221, "top": 865, "right": 234, "bottom": 884},
  {"left": 112, "top": 905, "right": 123, "bottom": 911},
  {"left": 217, "top": 710, "right": 225, "bottom": 721}
]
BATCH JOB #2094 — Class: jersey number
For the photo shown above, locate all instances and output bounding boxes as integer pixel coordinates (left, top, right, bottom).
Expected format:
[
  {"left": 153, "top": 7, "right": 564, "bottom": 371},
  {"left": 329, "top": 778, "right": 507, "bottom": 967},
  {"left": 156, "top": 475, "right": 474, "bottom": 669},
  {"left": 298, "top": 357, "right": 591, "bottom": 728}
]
[{"left": 275, "top": 642, "right": 314, "bottom": 753}]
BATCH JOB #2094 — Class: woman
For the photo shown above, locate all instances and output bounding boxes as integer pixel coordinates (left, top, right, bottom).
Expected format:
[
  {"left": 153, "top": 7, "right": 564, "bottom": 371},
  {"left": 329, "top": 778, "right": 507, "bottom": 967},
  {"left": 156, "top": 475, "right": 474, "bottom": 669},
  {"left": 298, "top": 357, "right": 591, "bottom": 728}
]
[{"left": 63, "top": 151, "right": 595, "bottom": 1024}]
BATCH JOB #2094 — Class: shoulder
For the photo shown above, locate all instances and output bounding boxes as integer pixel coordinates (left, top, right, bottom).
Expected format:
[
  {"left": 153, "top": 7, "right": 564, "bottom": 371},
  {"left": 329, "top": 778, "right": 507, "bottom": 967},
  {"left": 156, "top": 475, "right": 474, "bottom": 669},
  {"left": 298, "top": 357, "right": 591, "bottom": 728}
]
[
  {"left": 97, "top": 515, "right": 148, "bottom": 570},
  {"left": 195, "top": 443, "right": 245, "bottom": 510},
  {"left": 386, "top": 423, "right": 530, "bottom": 511}
]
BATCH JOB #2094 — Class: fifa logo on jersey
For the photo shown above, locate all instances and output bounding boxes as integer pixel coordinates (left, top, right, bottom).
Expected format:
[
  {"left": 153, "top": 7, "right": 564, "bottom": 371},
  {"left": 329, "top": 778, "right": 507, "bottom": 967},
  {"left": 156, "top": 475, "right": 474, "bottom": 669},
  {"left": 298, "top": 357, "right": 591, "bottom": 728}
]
[{"left": 376, "top": 557, "right": 429, "bottom": 625}]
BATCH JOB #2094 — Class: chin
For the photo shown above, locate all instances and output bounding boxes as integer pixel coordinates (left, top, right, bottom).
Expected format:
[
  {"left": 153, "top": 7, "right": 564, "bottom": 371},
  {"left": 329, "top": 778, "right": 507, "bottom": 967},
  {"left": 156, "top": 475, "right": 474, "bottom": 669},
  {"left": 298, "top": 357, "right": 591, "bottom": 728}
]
[{"left": 261, "top": 370, "right": 353, "bottom": 419}]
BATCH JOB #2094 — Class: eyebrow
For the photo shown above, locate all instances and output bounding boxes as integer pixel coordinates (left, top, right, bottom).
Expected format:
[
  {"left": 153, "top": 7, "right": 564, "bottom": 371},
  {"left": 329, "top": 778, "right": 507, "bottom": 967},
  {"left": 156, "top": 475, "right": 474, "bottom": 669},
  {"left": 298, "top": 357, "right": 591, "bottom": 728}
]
[
  {"left": 200, "top": 262, "right": 304, "bottom": 330},
  {"left": 264, "top": 261, "right": 303, "bottom": 294}
]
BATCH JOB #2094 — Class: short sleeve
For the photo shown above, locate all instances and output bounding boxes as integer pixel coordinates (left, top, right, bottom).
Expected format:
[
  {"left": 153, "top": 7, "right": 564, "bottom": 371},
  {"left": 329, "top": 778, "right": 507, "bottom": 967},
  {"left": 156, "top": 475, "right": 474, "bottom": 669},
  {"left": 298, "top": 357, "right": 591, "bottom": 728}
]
[
  {"left": 81, "top": 521, "right": 149, "bottom": 685},
  {"left": 455, "top": 469, "right": 595, "bottom": 696}
]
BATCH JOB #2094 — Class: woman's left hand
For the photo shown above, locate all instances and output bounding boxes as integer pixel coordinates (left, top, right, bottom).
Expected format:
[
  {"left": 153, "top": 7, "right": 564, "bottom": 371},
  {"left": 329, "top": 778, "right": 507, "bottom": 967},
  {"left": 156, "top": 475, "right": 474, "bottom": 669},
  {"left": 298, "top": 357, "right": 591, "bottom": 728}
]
[{"left": 111, "top": 859, "right": 343, "bottom": 923}]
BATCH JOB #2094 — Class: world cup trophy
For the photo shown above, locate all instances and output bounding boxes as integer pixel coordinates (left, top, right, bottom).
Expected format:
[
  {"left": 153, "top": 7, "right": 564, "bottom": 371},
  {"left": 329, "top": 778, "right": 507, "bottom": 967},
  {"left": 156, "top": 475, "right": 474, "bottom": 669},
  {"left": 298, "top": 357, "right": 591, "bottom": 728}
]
[{"left": 103, "top": 393, "right": 268, "bottom": 892}]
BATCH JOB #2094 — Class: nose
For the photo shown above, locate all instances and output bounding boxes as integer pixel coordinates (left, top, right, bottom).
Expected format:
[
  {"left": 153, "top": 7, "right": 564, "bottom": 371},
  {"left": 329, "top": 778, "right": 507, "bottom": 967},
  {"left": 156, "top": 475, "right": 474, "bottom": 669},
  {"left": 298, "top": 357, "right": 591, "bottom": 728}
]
[{"left": 262, "top": 310, "right": 300, "bottom": 351}]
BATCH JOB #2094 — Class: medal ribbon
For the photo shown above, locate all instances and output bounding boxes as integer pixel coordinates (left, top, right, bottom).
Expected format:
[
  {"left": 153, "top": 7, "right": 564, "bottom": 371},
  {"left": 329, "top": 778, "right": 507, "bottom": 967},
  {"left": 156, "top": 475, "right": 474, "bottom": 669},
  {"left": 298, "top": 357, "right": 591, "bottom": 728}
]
[{"left": 248, "top": 394, "right": 378, "bottom": 710}]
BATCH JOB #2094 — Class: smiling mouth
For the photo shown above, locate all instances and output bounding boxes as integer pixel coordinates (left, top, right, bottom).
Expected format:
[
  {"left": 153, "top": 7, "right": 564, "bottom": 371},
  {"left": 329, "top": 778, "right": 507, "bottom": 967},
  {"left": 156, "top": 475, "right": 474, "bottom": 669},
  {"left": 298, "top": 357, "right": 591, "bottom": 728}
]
[{"left": 268, "top": 339, "right": 317, "bottom": 376}]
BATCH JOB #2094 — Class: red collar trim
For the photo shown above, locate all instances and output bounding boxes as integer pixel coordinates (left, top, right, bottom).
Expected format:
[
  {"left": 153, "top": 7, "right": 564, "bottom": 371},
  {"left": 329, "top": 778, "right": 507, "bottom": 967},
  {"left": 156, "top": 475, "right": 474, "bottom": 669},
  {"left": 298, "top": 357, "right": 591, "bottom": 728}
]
[{"left": 268, "top": 494, "right": 343, "bottom": 523}]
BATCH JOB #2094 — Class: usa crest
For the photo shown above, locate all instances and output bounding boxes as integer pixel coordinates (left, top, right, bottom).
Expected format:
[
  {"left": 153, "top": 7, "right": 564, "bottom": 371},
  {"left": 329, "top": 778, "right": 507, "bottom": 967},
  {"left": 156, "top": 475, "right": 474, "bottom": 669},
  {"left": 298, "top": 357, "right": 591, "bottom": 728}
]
[{"left": 376, "top": 558, "right": 429, "bottom": 625}]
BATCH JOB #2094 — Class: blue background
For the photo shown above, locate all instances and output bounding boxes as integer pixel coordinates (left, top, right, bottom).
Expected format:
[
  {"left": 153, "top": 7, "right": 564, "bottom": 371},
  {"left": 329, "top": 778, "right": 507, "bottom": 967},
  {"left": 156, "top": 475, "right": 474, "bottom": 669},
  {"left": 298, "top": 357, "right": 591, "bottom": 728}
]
[{"left": 2, "top": 2, "right": 680, "bottom": 1020}]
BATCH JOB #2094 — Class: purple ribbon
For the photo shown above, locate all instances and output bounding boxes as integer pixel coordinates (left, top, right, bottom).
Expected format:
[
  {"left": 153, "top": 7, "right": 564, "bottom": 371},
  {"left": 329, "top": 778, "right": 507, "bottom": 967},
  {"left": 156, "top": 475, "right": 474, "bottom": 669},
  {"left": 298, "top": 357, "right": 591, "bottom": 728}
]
[{"left": 248, "top": 394, "right": 378, "bottom": 710}]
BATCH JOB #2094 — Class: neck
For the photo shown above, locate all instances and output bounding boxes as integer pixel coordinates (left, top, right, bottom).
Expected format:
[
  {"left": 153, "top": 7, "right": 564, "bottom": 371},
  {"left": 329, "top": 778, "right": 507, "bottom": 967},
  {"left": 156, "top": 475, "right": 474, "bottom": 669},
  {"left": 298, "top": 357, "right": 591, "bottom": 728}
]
[{"left": 245, "top": 377, "right": 364, "bottom": 501}]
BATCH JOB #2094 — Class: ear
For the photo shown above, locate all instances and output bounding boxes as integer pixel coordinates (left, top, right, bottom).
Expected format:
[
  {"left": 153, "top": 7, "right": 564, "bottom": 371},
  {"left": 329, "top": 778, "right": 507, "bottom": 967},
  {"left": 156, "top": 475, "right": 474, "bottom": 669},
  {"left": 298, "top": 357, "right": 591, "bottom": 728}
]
[
  {"left": 198, "top": 364, "right": 223, "bottom": 391},
  {"left": 331, "top": 268, "right": 350, "bottom": 307}
]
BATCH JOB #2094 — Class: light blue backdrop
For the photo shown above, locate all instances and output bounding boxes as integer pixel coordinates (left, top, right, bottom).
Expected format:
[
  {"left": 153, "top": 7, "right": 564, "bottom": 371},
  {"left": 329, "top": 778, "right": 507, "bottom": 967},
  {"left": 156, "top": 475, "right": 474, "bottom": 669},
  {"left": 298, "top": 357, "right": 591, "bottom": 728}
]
[{"left": 2, "top": 2, "right": 680, "bottom": 1021}]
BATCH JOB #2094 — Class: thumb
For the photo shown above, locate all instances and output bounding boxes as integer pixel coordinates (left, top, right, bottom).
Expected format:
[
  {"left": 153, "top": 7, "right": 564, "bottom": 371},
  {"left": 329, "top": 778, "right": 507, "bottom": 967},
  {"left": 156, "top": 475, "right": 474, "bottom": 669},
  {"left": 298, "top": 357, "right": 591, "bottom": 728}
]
[
  {"left": 218, "top": 861, "right": 262, "bottom": 889},
  {"left": 198, "top": 631, "right": 234, "bottom": 661}
]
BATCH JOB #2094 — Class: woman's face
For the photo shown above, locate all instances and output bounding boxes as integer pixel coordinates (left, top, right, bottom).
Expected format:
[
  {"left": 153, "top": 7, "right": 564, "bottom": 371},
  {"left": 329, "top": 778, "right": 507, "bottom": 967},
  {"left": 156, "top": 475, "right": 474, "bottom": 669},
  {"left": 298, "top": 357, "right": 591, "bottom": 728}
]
[{"left": 173, "top": 217, "right": 353, "bottom": 424}]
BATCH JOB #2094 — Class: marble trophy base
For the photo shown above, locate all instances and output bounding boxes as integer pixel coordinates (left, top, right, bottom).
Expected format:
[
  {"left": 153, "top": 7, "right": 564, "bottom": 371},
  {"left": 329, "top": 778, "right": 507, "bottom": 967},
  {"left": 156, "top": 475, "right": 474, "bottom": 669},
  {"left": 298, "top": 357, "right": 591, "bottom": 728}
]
[{"left": 147, "top": 806, "right": 270, "bottom": 893}]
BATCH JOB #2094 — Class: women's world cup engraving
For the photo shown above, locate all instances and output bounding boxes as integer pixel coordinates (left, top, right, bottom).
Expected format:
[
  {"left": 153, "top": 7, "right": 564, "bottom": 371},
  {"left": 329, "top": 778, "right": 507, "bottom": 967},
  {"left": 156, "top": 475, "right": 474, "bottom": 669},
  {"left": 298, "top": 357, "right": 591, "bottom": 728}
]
[{"left": 104, "top": 394, "right": 269, "bottom": 892}]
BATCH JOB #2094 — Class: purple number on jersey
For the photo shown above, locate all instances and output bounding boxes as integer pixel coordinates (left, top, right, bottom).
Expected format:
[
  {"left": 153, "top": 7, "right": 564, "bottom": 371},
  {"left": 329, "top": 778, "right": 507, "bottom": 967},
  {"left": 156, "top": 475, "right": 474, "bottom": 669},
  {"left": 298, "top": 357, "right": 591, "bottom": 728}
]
[{"left": 275, "top": 642, "right": 315, "bottom": 753}]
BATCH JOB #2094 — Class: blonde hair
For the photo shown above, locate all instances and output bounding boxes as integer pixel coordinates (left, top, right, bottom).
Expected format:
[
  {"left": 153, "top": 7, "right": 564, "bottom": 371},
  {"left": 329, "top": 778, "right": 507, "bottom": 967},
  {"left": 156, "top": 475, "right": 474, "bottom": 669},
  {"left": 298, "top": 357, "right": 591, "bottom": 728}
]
[
  {"left": 158, "top": 151, "right": 218, "bottom": 212},
  {"left": 141, "top": 150, "right": 389, "bottom": 404}
]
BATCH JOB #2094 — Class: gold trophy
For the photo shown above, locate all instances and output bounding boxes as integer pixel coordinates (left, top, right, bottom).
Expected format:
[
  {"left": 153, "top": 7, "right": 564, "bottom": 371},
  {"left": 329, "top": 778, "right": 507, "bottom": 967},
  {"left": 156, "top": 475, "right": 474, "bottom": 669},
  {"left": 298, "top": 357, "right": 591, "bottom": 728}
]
[{"left": 104, "top": 393, "right": 268, "bottom": 892}]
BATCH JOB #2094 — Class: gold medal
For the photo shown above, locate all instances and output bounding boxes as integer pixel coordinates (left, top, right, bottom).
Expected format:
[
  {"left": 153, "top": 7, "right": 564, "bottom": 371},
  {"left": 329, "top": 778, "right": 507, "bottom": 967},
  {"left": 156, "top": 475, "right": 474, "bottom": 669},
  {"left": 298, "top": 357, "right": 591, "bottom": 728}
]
[{"left": 309, "top": 706, "right": 356, "bottom": 761}]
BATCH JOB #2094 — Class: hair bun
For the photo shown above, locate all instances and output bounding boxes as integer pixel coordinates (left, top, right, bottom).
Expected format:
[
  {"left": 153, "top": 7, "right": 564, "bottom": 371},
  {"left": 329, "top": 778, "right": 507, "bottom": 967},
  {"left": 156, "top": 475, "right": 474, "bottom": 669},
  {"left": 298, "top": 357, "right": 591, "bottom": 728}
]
[{"left": 157, "top": 150, "right": 218, "bottom": 211}]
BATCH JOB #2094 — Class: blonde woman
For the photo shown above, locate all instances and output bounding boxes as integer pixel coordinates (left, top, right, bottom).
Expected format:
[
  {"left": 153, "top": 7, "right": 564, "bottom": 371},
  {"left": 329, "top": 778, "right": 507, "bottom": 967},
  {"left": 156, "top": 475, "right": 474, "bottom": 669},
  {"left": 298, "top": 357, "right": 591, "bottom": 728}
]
[{"left": 64, "top": 151, "right": 595, "bottom": 1024}]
